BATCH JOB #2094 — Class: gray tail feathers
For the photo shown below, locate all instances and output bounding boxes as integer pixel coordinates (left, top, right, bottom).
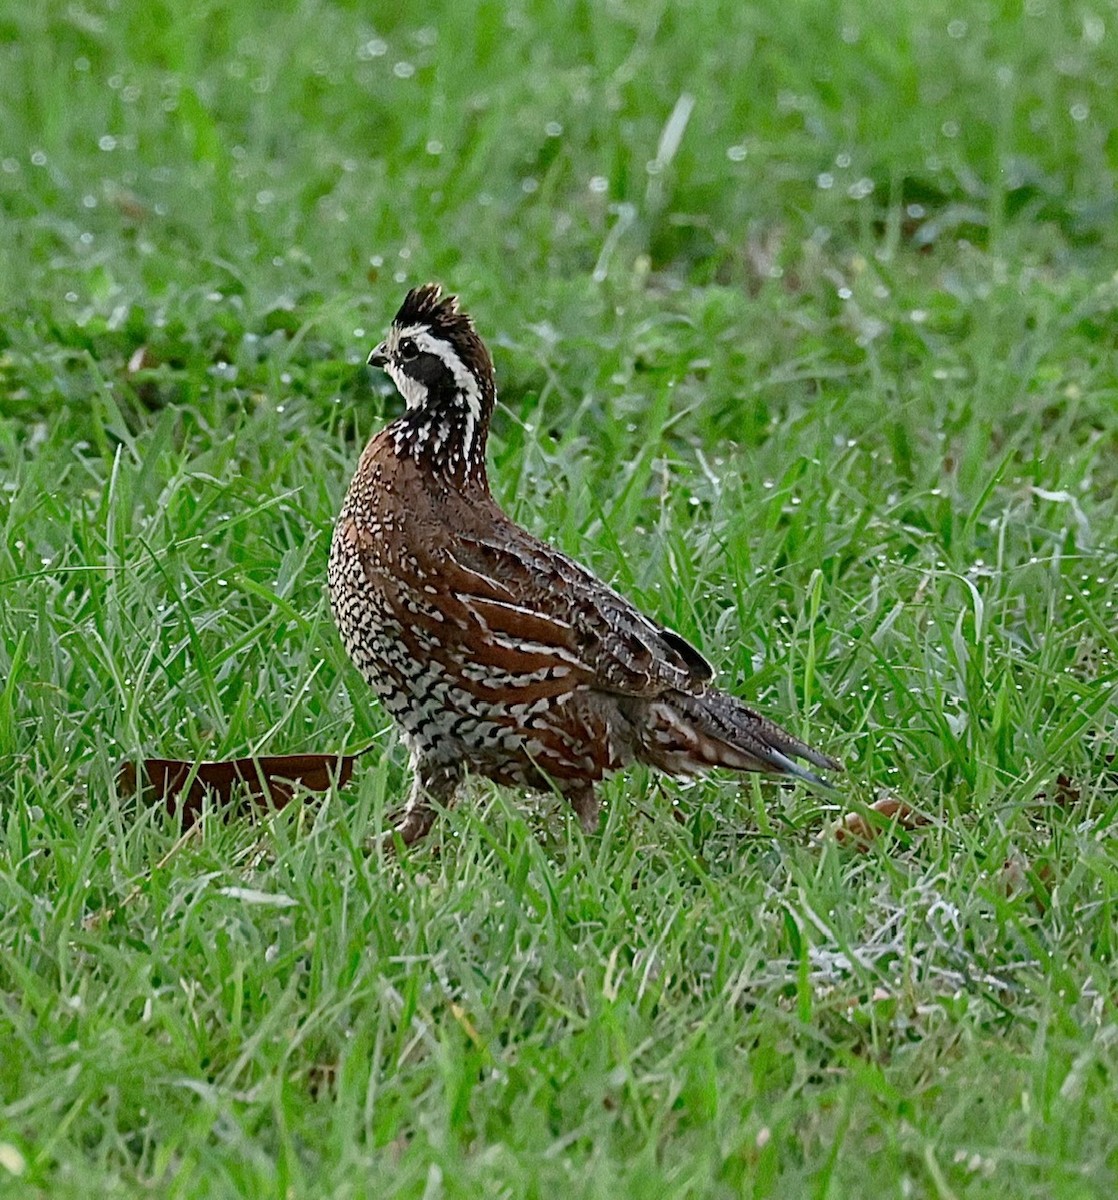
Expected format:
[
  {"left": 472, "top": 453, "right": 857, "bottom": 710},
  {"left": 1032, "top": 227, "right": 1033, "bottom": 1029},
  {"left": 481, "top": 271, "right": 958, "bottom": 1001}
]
[{"left": 639, "top": 690, "right": 842, "bottom": 789}]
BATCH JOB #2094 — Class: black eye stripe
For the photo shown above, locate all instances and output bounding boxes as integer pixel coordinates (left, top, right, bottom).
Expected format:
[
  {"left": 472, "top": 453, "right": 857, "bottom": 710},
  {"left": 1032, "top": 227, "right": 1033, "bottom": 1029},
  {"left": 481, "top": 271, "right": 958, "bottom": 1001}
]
[{"left": 403, "top": 351, "right": 457, "bottom": 391}]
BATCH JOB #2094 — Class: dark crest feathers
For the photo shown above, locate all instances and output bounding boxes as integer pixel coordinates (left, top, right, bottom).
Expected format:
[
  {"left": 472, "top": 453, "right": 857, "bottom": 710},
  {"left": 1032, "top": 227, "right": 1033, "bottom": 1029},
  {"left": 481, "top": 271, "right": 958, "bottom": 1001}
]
[{"left": 393, "top": 283, "right": 475, "bottom": 338}]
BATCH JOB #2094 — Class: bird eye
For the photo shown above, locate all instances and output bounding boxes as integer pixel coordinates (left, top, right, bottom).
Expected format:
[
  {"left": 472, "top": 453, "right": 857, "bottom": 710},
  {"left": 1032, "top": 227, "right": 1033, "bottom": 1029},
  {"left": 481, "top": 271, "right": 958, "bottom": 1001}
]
[{"left": 398, "top": 337, "right": 419, "bottom": 361}]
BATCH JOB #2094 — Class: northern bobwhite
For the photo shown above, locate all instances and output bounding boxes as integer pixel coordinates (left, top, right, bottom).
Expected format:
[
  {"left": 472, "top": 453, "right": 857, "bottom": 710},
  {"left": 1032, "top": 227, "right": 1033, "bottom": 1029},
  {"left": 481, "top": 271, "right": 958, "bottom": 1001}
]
[{"left": 329, "top": 284, "right": 840, "bottom": 845}]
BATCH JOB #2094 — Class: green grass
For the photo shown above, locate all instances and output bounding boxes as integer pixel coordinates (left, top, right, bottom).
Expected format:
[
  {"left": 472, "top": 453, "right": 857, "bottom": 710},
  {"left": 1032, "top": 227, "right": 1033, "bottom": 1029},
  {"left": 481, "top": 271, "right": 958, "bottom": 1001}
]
[{"left": 2, "top": 1, "right": 1118, "bottom": 1195}]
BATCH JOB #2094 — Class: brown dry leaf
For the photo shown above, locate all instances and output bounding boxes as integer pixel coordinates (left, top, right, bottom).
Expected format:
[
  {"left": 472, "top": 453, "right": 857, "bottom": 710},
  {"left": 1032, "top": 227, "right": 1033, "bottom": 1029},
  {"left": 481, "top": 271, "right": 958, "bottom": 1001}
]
[
  {"left": 1035, "top": 758, "right": 1118, "bottom": 809},
  {"left": 998, "top": 854, "right": 1028, "bottom": 898},
  {"left": 110, "top": 187, "right": 149, "bottom": 223},
  {"left": 833, "top": 792, "right": 929, "bottom": 851},
  {"left": 997, "top": 854, "right": 1055, "bottom": 914},
  {"left": 88, "top": 750, "right": 365, "bottom": 931},
  {"left": 115, "top": 751, "right": 359, "bottom": 827},
  {"left": 1053, "top": 773, "right": 1081, "bottom": 808}
]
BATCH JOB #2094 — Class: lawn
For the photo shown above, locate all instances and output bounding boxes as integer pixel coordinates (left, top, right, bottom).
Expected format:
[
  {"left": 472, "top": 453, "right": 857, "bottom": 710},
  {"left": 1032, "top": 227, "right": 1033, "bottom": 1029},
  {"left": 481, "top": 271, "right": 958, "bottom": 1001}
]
[{"left": 2, "top": 1, "right": 1117, "bottom": 1196}]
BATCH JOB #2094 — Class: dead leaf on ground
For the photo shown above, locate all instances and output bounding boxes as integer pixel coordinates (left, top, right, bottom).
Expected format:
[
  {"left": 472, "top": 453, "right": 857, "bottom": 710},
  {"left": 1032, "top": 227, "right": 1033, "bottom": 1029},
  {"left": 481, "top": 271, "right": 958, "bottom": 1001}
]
[
  {"left": 110, "top": 187, "right": 149, "bottom": 223},
  {"left": 115, "top": 751, "right": 362, "bottom": 827},
  {"left": 833, "top": 792, "right": 930, "bottom": 850},
  {"left": 997, "top": 853, "right": 1055, "bottom": 914},
  {"left": 1033, "top": 761, "right": 1118, "bottom": 810}
]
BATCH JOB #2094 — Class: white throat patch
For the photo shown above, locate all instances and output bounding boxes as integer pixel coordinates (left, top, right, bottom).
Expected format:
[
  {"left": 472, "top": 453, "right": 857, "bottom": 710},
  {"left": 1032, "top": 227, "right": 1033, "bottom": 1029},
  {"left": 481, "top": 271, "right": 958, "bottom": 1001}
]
[{"left": 386, "top": 362, "right": 428, "bottom": 411}]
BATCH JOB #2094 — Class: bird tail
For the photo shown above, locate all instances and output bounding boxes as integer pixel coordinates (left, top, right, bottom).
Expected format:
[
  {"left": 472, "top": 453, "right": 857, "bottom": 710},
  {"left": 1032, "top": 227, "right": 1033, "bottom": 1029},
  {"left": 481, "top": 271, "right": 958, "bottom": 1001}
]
[{"left": 638, "top": 689, "right": 841, "bottom": 789}]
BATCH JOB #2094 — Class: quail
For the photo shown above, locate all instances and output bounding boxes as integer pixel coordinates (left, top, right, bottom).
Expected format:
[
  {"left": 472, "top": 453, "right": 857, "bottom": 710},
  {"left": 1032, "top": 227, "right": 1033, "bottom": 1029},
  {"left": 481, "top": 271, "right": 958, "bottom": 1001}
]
[{"left": 328, "top": 284, "right": 840, "bottom": 845}]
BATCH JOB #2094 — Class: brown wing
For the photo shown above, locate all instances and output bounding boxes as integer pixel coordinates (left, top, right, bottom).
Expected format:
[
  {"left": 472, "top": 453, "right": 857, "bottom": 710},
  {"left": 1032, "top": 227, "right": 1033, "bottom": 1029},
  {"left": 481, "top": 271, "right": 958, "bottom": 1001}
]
[
  {"left": 341, "top": 513, "right": 594, "bottom": 711},
  {"left": 445, "top": 521, "right": 714, "bottom": 699}
]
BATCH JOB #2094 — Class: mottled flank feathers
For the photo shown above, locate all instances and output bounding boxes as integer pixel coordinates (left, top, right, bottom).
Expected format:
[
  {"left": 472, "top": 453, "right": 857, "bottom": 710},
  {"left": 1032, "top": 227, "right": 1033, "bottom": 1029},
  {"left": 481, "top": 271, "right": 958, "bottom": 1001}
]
[{"left": 328, "top": 283, "right": 840, "bottom": 845}]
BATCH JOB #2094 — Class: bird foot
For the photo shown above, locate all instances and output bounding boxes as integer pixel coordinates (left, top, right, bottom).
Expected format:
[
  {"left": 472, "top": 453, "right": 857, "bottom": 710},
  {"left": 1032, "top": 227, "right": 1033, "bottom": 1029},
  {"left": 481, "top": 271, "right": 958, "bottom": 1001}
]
[
  {"left": 564, "top": 785, "right": 601, "bottom": 834},
  {"left": 364, "top": 803, "right": 438, "bottom": 854}
]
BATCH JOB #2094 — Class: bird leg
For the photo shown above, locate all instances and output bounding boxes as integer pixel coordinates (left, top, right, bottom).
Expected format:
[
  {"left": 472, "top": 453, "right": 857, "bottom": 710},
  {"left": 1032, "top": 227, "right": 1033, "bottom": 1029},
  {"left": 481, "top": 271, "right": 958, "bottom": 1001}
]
[
  {"left": 385, "top": 760, "right": 462, "bottom": 847},
  {"left": 562, "top": 782, "right": 601, "bottom": 834}
]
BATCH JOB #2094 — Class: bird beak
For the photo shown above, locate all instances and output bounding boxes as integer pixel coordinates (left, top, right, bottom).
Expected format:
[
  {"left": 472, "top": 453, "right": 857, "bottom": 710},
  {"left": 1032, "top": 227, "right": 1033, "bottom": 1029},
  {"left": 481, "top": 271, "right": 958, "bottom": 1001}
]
[{"left": 367, "top": 343, "right": 389, "bottom": 368}]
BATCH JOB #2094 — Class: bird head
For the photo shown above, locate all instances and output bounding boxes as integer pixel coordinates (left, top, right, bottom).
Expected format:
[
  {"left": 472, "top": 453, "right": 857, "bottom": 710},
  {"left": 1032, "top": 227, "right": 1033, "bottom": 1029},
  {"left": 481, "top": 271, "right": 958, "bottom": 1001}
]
[
  {"left": 366, "top": 284, "right": 496, "bottom": 482},
  {"left": 367, "top": 283, "right": 494, "bottom": 415}
]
